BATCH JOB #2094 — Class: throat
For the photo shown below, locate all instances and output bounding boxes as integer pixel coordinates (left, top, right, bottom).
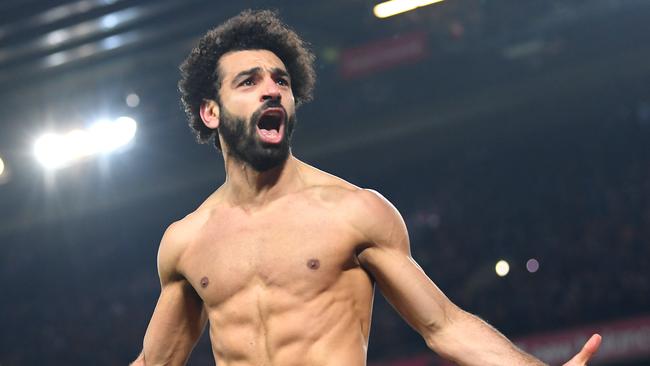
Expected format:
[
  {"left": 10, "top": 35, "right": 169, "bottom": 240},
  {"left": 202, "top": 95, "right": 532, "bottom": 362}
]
[{"left": 224, "top": 156, "right": 299, "bottom": 206}]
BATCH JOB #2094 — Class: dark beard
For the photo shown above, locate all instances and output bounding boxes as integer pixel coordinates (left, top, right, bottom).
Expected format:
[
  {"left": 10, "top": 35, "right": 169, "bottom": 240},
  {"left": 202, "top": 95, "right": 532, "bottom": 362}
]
[{"left": 218, "top": 100, "right": 296, "bottom": 172}]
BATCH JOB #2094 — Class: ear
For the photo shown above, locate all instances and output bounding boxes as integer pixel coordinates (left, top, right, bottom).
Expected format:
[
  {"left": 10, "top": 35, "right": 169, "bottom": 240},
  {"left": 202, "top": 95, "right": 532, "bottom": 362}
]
[{"left": 199, "top": 99, "right": 220, "bottom": 129}]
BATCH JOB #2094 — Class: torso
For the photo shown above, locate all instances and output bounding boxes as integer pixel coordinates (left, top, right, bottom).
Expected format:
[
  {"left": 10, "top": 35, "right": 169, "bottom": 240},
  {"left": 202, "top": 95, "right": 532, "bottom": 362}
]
[{"left": 176, "top": 169, "right": 375, "bottom": 366}]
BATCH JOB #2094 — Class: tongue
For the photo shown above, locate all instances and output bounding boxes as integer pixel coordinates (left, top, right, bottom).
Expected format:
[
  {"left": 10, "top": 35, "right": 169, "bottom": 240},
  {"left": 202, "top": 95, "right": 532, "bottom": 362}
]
[
  {"left": 259, "top": 129, "right": 279, "bottom": 137},
  {"left": 258, "top": 127, "right": 282, "bottom": 143}
]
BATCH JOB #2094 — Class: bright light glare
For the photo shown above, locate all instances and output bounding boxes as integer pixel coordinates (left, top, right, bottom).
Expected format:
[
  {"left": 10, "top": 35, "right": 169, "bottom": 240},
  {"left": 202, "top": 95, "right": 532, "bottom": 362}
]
[
  {"left": 34, "top": 116, "right": 137, "bottom": 170},
  {"left": 373, "top": 0, "right": 445, "bottom": 19},
  {"left": 114, "top": 116, "right": 137, "bottom": 145},
  {"left": 495, "top": 260, "right": 510, "bottom": 277},
  {"left": 67, "top": 129, "right": 94, "bottom": 158},
  {"left": 0, "top": 157, "right": 5, "bottom": 176},
  {"left": 34, "top": 133, "right": 69, "bottom": 169},
  {"left": 89, "top": 116, "right": 137, "bottom": 153}
]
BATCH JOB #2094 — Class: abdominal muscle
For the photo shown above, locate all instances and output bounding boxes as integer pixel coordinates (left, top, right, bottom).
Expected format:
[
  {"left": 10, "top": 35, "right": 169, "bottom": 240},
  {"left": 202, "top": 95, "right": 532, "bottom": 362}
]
[{"left": 206, "top": 280, "right": 371, "bottom": 366}]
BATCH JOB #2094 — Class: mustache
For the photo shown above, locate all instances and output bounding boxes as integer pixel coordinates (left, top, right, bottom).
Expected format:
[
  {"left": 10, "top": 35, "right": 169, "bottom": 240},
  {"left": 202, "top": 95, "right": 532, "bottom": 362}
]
[
  {"left": 259, "top": 98, "right": 285, "bottom": 114},
  {"left": 250, "top": 99, "right": 288, "bottom": 125}
]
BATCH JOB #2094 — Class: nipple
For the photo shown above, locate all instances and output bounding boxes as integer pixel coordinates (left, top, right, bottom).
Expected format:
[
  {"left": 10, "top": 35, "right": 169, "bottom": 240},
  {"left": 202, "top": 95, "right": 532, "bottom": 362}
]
[{"left": 307, "top": 258, "right": 320, "bottom": 270}]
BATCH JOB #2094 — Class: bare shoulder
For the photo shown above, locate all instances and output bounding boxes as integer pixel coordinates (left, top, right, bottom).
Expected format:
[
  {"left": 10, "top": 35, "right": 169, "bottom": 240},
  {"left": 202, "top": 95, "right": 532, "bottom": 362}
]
[
  {"left": 347, "top": 188, "right": 397, "bottom": 216},
  {"left": 342, "top": 188, "right": 411, "bottom": 259},
  {"left": 296, "top": 160, "right": 368, "bottom": 201},
  {"left": 157, "top": 199, "right": 216, "bottom": 283},
  {"left": 297, "top": 162, "right": 406, "bottom": 245},
  {"left": 161, "top": 185, "right": 226, "bottom": 250}
]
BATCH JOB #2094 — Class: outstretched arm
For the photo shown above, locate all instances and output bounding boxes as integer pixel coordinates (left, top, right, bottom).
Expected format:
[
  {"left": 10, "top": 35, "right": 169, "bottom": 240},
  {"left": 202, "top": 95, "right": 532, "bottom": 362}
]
[
  {"left": 132, "top": 222, "right": 207, "bottom": 366},
  {"left": 351, "top": 189, "right": 600, "bottom": 366}
]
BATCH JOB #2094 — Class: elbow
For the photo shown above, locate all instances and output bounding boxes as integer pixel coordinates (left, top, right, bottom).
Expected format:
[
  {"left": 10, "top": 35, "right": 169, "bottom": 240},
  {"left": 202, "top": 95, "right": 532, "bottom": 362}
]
[
  {"left": 424, "top": 331, "right": 452, "bottom": 360},
  {"left": 424, "top": 330, "right": 465, "bottom": 365},
  {"left": 421, "top": 320, "right": 449, "bottom": 357},
  {"left": 422, "top": 306, "right": 466, "bottom": 361}
]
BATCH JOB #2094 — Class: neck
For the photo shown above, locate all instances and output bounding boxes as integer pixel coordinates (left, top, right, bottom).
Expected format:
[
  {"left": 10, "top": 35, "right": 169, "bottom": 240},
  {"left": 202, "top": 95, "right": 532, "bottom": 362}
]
[{"left": 222, "top": 152, "right": 303, "bottom": 207}]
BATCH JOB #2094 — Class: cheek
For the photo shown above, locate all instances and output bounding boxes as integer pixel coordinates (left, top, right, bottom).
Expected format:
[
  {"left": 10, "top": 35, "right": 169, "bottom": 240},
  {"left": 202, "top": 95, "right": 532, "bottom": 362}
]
[
  {"left": 224, "top": 95, "right": 256, "bottom": 116},
  {"left": 284, "top": 94, "right": 296, "bottom": 114}
]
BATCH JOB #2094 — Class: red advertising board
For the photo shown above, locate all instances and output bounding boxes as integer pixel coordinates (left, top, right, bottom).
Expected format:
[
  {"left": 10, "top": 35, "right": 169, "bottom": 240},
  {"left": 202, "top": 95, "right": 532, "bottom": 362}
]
[
  {"left": 516, "top": 315, "right": 650, "bottom": 365},
  {"left": 370, "top": 315, "right": 650, "bottom": 366},
  {"left": 339, "top": 31, "right": 429, "bottom": 79}
]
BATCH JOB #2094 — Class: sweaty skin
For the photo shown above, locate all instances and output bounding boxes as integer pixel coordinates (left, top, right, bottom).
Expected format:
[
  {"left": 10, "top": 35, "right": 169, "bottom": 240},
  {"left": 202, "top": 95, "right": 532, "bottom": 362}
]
[{"left": 133, "top": 49, "right": 601, "bottom": 366}]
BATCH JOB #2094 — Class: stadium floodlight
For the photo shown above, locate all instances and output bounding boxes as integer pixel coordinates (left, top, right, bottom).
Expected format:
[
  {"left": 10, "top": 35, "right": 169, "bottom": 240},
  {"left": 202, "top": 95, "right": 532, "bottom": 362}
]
[
  {"left": 34, "top": 116, "right": 137, "bottom": 170},
  {"left": 88, "top": 116, "right": 137, "bottom": 153},
  {"left": 373, "top": 0, "right": 445, "bottom": 19},
  {"left": 34, "top": 133, "right": 70, "bottom": 169}
]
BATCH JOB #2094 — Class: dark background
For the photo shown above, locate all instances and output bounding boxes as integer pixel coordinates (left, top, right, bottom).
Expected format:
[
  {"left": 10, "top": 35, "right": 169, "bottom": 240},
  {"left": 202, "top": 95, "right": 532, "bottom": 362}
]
[{"left": 0, "top": 0, "right": 649, "bottom": 365}]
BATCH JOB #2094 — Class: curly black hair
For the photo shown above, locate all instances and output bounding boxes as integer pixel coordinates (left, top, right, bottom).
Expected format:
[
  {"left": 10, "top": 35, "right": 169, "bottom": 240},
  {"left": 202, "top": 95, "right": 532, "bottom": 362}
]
[{"left": 178, "top": 9, "right": 316, "bottom": 150}]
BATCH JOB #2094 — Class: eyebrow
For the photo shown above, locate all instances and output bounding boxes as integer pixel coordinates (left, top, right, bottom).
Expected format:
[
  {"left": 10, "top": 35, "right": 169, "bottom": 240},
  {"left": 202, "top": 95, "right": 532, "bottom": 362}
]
[
  {"left": 232, "top": 67, "right": 262, "bottom": 85},
  {"left": 230, "top": 66, "right": 290, "bottom": 86},
  {"left": 272, "top": 67, "right": 290, "bottom": 80}
]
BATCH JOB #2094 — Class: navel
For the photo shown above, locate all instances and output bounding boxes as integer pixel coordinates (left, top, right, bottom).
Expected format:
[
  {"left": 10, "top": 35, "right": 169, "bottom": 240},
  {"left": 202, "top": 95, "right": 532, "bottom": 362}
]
[
  {"left": 200, "top": 276, "right": 210, "bottom": 288},
  {"left": 307, "top": 258, "right": 320, "bottom": 270}
]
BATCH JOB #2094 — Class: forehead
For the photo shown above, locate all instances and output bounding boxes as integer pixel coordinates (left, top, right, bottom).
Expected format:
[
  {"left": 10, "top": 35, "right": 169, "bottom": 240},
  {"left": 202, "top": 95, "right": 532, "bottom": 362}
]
[{"left": 218, "top": 49, "right": 288, "bottom": 78}]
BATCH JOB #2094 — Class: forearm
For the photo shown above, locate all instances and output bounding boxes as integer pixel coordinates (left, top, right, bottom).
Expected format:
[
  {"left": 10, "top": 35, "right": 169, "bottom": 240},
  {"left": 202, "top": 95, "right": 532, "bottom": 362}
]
[{"left": 426, "top": 307, "right": 546, "bottom": 366}]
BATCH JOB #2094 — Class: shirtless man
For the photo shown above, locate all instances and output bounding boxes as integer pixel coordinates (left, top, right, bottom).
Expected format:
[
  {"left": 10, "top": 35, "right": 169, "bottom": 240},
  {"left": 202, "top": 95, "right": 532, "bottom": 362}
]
[{"left": 132, "top": 10, "right": 601, "bottom": 366}]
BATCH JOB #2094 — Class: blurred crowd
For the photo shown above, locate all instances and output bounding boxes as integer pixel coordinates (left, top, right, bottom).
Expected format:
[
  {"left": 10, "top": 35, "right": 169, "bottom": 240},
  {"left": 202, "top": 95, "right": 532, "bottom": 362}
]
[{"left": 368, "top": 117, "right": 650, "bottom": 362}]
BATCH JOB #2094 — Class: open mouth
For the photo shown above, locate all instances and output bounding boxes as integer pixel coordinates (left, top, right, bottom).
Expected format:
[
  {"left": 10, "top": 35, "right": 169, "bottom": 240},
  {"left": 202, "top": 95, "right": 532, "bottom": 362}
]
[{"left": 256, "top": 108, "right": 285, "bottom": 144}]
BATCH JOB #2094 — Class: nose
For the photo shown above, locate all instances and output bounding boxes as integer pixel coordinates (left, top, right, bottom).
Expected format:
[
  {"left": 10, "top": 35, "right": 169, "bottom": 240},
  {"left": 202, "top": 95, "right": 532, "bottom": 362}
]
[{"left": 261, "top": 77, "right": 281, "bottom": 102}]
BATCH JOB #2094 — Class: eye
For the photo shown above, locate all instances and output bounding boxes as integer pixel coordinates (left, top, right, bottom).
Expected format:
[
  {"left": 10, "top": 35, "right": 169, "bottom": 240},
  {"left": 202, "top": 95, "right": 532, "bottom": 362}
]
[
  {"left": 239, "top": 78, "right": 255, "bottom": 87},
  {"left": 276, "top": 77, "right": 290, "bottom": 86}
]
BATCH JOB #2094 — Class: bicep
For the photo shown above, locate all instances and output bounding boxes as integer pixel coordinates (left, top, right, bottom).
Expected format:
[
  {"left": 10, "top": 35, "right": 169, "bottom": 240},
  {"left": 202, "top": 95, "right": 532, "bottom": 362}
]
[
  {"left": 353, "top": 189, "right": 457, "bottom": 337},
  {"left": 359, "top": 245, "right": 456, "bottom": 337},
  {"left": 142, "top": 279, "right": 207, "bottom": 365},
  {"left": 142, "top": 221, "right": 207, "bottom": 364}
]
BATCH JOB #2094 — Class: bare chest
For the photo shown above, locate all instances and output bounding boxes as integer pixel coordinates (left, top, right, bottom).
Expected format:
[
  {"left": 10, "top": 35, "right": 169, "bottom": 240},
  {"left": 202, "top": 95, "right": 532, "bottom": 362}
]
[{"left": 179, "top": 202, "right": 359, "bottom": 306}]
